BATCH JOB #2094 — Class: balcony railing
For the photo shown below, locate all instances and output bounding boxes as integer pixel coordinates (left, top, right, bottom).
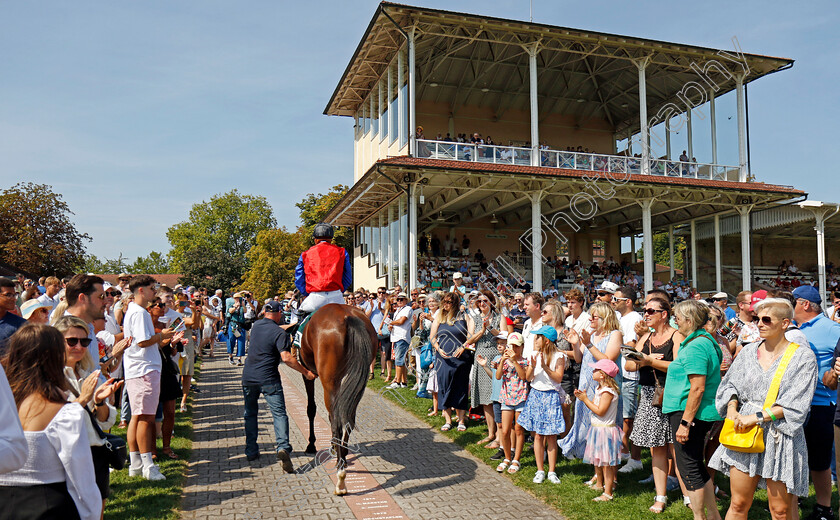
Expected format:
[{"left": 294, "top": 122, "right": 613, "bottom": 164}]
[{"left": 415, "top": 139, "right": 741, "bottom": 181}]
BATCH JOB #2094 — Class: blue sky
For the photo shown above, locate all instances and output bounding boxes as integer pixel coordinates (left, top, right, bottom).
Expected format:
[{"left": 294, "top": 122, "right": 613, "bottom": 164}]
[{"left": 1, "top": 1, "right": 836, "bottom": 261}]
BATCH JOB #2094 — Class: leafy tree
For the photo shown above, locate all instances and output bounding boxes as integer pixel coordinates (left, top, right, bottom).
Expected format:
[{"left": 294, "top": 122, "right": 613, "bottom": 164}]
[
  {"left": 295, "top": 185, "right": 352, "bottom": 251},
  {"left": 636, "top": 232, "right": 686, "bottom": 271},
  {"left": 178, "top": 246, "right": 246, "bottom": 291},
  {"left": 130, "top": 251, "right": 172, "bottom": 274},
  {"left": 239, "top": 228, "right": 308, "bottom": 301},
  {"left": 79, "top": 253, "right": 130, "bottom": 274},
  {"left": 167, "top": 189, "right": 276, "bottom": 285},
  {"left": 0, "top": 182, "right": 90, "bottom": 276}
]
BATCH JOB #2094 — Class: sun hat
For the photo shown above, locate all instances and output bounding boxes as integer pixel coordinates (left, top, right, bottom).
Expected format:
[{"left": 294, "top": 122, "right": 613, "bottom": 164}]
[
  {"left": 589, "top": 358, "right": 619, "bottom": 378},
  {"left": 598, "top": 281, "right": 619, "bottom": 294},
  {"left": 20, "top": 299, "right": 52, "bottom": 319},
  {"left": 453, "top": 272, "right": 463, "bottom": 279},
  {"left": 531, "top": 325, "right": 558, "bottom": 342},
  {"left": 712, "top": 292, "right": 728, "bottom": 300}
]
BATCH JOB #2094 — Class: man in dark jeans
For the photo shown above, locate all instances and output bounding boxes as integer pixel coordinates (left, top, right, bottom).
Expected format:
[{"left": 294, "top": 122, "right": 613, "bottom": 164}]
[{"left": 242, "top": 300, "right": 316, "bottom": 470}]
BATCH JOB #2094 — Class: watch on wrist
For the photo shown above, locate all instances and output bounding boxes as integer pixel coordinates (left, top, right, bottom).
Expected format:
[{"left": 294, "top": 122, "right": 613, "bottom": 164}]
[
  {"left": 756, "top": 411, "right": 765, "bottom": 423},
  {"left": 680, "top": 418, "right": 694, "bottom": 428}
]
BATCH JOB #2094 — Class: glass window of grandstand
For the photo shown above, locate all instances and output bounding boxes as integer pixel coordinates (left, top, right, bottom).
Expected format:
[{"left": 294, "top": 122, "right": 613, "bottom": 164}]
[
  {"left": 557, "top": 241, "right": 570, "bottom": 262},
  {"left": 389, "top": 61, "right": 398, "bottom": 145},
  {"left": 592, "top": 239, "right": 606, "bottom": 263},
  {"left": 379, "top": 80, "right": 387, "bottom": 143},
  {"left": 370, "top": 93, "right": 378, "bottom": 138}
]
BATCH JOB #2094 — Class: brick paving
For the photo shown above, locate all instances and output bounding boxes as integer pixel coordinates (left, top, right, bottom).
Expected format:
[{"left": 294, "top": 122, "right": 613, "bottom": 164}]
[{"left": 181, "top": 346, "right": 563, "bottom": 520}]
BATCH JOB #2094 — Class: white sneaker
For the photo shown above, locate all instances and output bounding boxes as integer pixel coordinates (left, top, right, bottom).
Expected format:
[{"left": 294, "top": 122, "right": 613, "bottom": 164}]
[
  {"left": 128, "top": 464, "right": 143, "bottom": 477},
  {"left": 533, "top": 470, "right": 546, "bottom": 484},
  {"left": 387, "top": 382, "right": 401, "bottom": 389},
  {"left": 621, "top": 452, "right": 630, "bottom": 461},
  {"left": 618, "top": 458, "right": 643, "bottom": 474},
  {"left": 143, "top": 464, "right": 166, "bottom": 481},
  {"left": 411, "top": 384, "right": 419, "bottom": 391},
  {"left": 547, "top": 472, "right": 561, "bottom": 484}
]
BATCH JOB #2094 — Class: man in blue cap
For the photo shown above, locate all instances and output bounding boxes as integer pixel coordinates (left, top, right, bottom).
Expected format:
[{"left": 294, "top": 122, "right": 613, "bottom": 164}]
[{"left": 792, "top": 284, "right": 840, "bottom": 520}]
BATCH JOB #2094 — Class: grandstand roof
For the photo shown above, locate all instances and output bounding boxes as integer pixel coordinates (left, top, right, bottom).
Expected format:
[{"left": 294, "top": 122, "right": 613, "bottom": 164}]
[{"left": 325, "top": 2, "right": 794, "bottom": 136}]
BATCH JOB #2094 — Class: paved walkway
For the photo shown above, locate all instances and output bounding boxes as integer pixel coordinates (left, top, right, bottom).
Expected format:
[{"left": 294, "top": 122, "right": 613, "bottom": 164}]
[{"left": 181, "top": 347, "right": 562, "bottom": 520}]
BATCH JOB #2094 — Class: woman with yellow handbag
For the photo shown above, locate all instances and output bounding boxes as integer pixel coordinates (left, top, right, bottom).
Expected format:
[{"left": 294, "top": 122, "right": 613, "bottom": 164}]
[{"left": 708, "top": 298, "right": 817, "bottom": 519}]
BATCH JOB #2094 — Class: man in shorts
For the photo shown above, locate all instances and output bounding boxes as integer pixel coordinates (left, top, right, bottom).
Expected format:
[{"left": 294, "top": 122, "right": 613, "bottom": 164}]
[{"left": 123, "top": 275, "right": 181, "bottom": 481}]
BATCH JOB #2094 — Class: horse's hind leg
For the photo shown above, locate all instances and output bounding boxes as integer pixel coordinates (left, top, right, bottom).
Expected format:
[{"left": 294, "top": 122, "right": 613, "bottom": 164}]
[
  {"left": 303, "top": 376, "right": 317, "bottom": 454},
  {"left": 333, "top": 423, "right": 351, "bottom": 496}
]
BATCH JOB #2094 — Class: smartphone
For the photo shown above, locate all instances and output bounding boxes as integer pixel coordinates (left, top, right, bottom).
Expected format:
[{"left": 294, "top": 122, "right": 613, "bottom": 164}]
[{"left": 169, "top": 317, "right": 186, "bottom": 332}]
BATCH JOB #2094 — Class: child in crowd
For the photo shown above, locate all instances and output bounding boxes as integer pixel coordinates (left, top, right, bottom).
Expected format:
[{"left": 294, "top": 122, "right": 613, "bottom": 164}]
[
  {"left": 476, "top": 331, "right": 508, "bottom": 456},
  {"left": 491, "top": 332, "right": 529, "bottom": 474},
  {"left": 575, "top": 358, "right": 622, "bottom": 502},
  {"left": 517, "top": 326, "right": 566, "bottom": 484}
]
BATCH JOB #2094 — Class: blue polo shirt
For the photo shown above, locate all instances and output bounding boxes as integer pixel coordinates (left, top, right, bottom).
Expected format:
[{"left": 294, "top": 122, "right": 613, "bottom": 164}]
[
  {"left": 724, "top": 307, "right": 736, "bottom": 321},
  {"left": 798, "top": 313, "right": 840, "bottom": 407}
]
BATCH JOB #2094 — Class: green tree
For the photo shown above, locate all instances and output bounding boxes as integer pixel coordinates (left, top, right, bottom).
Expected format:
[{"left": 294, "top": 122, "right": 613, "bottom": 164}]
[
  {"left": 295, "top": 185, "right": 352, "bottom": 251},
  {"left": 130, "top": 251, "right": 172, "bottom": 274},
  {"left": 79, "top": 253, "right": 130, "bottom": 274},
  {"left": 178, "top": 246, "right": 247, "bottom": 291},
  {"left": 0, "top": 182, "right": 90, "bottom": 276},
  {"left": 636, "top": 232, "right": 686, "bottom": 271},
  {"left": 167, "top": 189, "right": 276, "bottom": 285},
  {"left": 239, "top": 228, "right": 308, "bottom": 301}
]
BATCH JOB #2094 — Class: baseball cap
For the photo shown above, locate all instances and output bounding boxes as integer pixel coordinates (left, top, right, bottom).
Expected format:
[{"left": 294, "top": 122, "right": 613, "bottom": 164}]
[
  {"left": 531, "top": 325, "right": 558, "bottom": 342},
  {"left": 598, "top": 281, "right": 619, "bottom": 294},
  {"left": 20, "top": 299, "right": 52, "bottom": 319},
  {"left": 712, "top": 292, "right": 728, "bottom": 300},
  {"left": 792, "top": 285, "right": 821, "bottom": 305},
  {"left": 453, "top": 272, "right": 463, "bottom": 279},
  {"left": 506, "top": 332, "right": 524, "bottom": 346},
  {"left": 749, "top": 289, "right": 768, "bottom": 311},
  {"left": 494, "top": 331, "right": 509, "bottom": 341},
  {"left": 589, "top": 358, "right": 619, "bottom": 378},
  {"left": 263, "top": 300, "right": 282, "bottom": 312}
]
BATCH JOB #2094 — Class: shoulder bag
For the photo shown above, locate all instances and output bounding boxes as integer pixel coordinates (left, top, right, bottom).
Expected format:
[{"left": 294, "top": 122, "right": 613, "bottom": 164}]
[{"left": 718, "top": 343, "right": 799, "bottom": 453}]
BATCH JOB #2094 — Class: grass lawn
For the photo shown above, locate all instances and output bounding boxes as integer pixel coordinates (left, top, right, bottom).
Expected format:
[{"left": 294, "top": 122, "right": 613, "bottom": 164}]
[
  {"left": 103, "top": 362, "right": 198, "bottom": 520},
  {"left": 368, "top": 371, "right": 837, "bottom": 520}
]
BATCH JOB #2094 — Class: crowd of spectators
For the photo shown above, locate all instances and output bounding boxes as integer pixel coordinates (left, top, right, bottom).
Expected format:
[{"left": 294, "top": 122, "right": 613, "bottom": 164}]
[
  {"left": 344, "top": 275, "right": 840, "bottom": 519},
  {"left": 0, "top": 272, "right": 237, "bottom": 519}
]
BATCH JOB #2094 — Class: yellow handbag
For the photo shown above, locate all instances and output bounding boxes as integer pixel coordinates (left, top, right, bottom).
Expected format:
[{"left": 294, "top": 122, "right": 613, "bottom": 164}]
[{"left": 719, "top": 343, "right": 799, "bottom": 453}]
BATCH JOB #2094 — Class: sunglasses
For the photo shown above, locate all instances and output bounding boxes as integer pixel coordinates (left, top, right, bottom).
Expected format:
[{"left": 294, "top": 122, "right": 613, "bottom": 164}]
[
  {"left": 106, "top": 291, "right": 118, "bottom": 296},
  {"left": 613, "top": 296, "right": 629, "bottom": 302},
  {"left": 478, "top": 299, "right": 490, "bottom": 304},
  {"left": 643, "top": 308, "right": 663, "bottom": 315},
  {"left": 597, "top": 292, "right": 611, "bottom": 297},
  {"left": 378, "top": 291, "right": 387, "bottom": 294},
  {"left": 65, "top": 337, "right": 92, "bottom": 348},
  {"left": 758, "top": 316, "right": 777, "bottom": 325}
]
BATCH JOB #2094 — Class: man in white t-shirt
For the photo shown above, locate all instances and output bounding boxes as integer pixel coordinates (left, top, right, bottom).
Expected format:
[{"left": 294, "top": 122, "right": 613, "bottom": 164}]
[
  {"left": 64, "top": 274, "right": 108, "bottom": 363},
  {"left": 613, "top": 286, "right": 644, "bottom": 473},
  {"left": 521, "top": 292, "right": 545, "bottom": 358},
  {"left": 564, "top": 289, "right": 591, "bottom": 334},
  {"left": 36, "top": 276, "right": 62, "bottom": 317},
  {"left": 123, "top": 275, "right": 181, "bottom": 482},
  {"left": 387, "top": 293, "right": 414, "bottom": 389}
]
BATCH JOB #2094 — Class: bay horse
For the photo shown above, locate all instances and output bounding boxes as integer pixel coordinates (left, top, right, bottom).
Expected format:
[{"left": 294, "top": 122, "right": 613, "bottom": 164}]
[{"left": 298, "top": 303, "right": 378, "bottom": 496}]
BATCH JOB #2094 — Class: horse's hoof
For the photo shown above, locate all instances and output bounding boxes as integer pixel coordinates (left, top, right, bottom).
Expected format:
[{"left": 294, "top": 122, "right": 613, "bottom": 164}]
[
  {"left": 305, "top": 444, "right": 317, "bottom": 455},
  {"left": 334, "top": 487, "right": 347, "bottom": 496}
]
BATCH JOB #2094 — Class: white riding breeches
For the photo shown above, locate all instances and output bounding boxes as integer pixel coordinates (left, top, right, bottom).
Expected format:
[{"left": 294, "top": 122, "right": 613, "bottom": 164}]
[{"left": 299, "top": 290, "right": 345, "bottom": 313}]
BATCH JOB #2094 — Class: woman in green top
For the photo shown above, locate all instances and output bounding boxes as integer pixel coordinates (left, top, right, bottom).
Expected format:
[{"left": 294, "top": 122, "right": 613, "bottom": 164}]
[{"left": 663, "top": 300, "right": 723, "bottom": 520}]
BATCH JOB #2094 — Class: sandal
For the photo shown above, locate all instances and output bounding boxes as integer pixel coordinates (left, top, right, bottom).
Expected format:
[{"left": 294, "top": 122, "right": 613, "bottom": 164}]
[
  {"left": 585, "top": 476, "right": 598, "bottom": 487},
  {"left": 507, "top": 460, "right": 520, "bottom": 474},
  {"left": 649, "top": 495, "right": 668, "bottom": 513},
  {"left": 496, "top": 459, "right": 510, "bottom": 473},
  {"left": 485, "top": 441, "right": 500, "bottom": 449},
  {"left": 593, "top": 493, "right": 614, "bottom": 502},
  {"left": 161, "top": 448, "right": 179, "bottom": 460},
  {"left": 457, "top": 423, "right": 467, "bottom": 432},
  {"left": 476, "top": 436, "right": 493, "bottom": 445},
  {"left": 440, "top": 423, "right": 452, "bottom": 431}
]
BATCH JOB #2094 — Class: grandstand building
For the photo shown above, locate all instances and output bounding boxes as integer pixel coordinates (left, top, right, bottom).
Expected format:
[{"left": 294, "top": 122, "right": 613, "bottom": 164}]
[{"left": 323, "top": 2, "right": 837, "bottom": 304}]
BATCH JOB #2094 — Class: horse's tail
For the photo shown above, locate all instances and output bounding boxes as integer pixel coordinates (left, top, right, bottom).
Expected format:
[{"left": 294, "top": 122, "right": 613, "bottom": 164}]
[{"left": 329, "top": 314, "right": 373, "bottom": 435}]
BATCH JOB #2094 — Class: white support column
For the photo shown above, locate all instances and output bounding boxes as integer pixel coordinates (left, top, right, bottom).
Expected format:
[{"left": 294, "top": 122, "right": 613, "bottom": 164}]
[
  {"left": 639, "top": 199, "right": 654, "bottom": 293},
  {"left": 690, "top": 219, "right": 698, "bottom": 288},
  {"left": 686, "top": 108, "right": 693, "bottom": 161},
  {"left": 736, "top": 206, "right": 752, "bottom": 291},
  {"left": 710, "top": 90, "right": 718, "bottom": 165},
  {"left": 397, "top": 48, "right": 405, "bottom": 150},
  {"left": 387, "top": 61, "right": 393, "bottom": 149},
  {"left": 398, "top": 196, "right": 405, "bottom": 287},
  {"left": 408, "top": 28, "right": 417, "bottom": 156},
  {"left": 665, "top": 119, "right": 672, "bottom": 160},
  {"left": 637, "top": 58, "right": 651, "bottom": 175},
  {"left": 378, "top": 80, "right": 384, "bottom": 160},
  {"left": 736, "top": 75, "right": 748, "bottom": 182},
  {"left": 714, "top": 215, "right": 722, "bottom": 292},
  {"left": 630, "top": 235, "right": 636, "bottom": 263},
  {"left": 386, "top": 205, "right": 394, "bottom": 287},
  {"left": 409, "top": 184, "right": 418, "bottom": 291},
  {"left": 528, "top": 44, "right": 540, "bottom": 167},
  {"left": 800, "top": 203, "right": 840, "bottom": 309},
  {"left": 668, "top": 225, "right": 675, "bottom": 280},
  {"left": 530, "top": 192, "right": 543, "bottom": 291}
]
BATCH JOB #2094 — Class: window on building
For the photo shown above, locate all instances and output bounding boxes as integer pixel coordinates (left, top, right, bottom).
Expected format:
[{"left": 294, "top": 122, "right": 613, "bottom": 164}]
[
  {"left": 556, "top": 241, "right": 570, "bottom": 261},
  {"left": 592, "top": 239, "right": 606, "bottom": 263}
]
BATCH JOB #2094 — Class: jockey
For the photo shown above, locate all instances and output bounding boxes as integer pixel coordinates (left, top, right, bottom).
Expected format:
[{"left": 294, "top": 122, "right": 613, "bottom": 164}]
[{"left": 294, "top": 222, "right": 352, "bottom": 315}]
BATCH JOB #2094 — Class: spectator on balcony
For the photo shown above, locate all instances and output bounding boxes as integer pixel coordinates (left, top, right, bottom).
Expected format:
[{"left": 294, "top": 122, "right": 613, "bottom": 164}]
[
  {"left": 443, "top": 133, "right": 454, "bottom": 142},
  {"left": 431, "top": 234, "right": 441, "bottom": 257},
  {"left": 461, "top": 235, "right": 470, "bottom": 257},
  {"left": 419, "top": 233, "right": 429, "bottom": 257}
]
